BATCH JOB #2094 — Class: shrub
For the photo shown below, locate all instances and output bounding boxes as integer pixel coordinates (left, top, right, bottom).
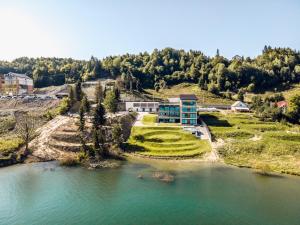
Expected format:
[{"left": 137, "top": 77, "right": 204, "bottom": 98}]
[
  {"left": 57, "top": 97, "right": 71, "bottom": 115},
  {"left": 255, "top": 162, "right": 272, "bottom": 176},
  {"left": 59, "top": 156, "right": 79, "bottom": 166},
  {"left": 0, "top": 117, "right": 16, "bottom": 135},
  {"left": 134, "top": 135, "right": 145, "bottom": 142},
  {"left": 0, "top": 138, "right": 24, "bottom": 155}
]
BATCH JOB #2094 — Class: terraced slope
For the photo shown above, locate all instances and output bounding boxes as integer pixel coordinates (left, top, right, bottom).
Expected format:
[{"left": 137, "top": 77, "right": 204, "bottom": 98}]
[
  {"left": 30, "top": 116, "right": 92, "bottom": 161},
  {"left": 127, "top": 126, "right": 211, "bottom": 158}
]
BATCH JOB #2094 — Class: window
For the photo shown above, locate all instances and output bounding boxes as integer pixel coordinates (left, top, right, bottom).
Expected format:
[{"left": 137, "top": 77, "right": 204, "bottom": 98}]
[
  {"left": 190, "top": 119, "right": 197, "bottom": 125},
  {"left": 149, "top": 108, "right": 152, "bottom": 112},
  {"left": 190, "top": 114, "right": 197, "bottom": 118},
  {"left": 133, "top": 103, "right": 140, "bottom": 107},
  {"left": 142, "top": 108, "right": 145, "bottom": 112}
]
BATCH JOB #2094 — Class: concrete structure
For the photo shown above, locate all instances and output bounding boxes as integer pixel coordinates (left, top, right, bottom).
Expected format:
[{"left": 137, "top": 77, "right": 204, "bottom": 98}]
[
  {"left": 0, "top": 72, "right": 33, "bottom": 95},
  {"left": 125, "top": 101, "right": 159, "bottom": 112},
  {"left": 231, "top": 101, "right": 250, "bottom": 112},
  {"left": 158, "top": 94, "right": 198, "bottom": 125}
]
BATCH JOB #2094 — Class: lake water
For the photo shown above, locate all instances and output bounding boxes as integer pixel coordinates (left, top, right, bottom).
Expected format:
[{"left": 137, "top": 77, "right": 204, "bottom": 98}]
[{"left": 1, "top": 160, "right": 300, "bottom": 225}]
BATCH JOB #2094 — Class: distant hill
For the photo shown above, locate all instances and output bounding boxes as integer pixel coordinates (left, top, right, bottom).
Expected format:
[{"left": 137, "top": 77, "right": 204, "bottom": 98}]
[{"left": 1, "top": 46, "right": 299, "bottom": 96}]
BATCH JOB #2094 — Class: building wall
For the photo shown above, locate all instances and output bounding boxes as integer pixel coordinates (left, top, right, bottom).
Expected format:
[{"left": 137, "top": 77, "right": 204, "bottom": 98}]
[
  {"left": 158, "top": 99, "right": 198, "bottom": 125},
  {"left": 125, "top": 102, "right": 159, "bottom": 112},
  {"left": 180, "top": 100, "right": 197, "bottom": 125},
  {"left": 2, "top": 73, "right": 33, "bottom": 95},
  {"left": 158, "top": 104, "right": 181, "bottom": 123}
]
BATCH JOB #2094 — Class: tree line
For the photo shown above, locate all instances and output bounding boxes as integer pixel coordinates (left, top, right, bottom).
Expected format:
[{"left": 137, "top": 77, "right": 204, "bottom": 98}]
[{"left": 0, "top": 46, "right": 300, "bottom": 93}]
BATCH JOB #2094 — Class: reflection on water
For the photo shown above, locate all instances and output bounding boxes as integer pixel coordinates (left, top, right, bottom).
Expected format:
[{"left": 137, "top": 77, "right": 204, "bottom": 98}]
[{"left": 0, "top": 161, "right": 300, "bottom": 225}]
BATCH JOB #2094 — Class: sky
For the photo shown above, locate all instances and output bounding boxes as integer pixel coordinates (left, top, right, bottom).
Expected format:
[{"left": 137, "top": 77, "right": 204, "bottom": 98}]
[{"left": 0, "top": 0, "right": 299, "bottom": 61}]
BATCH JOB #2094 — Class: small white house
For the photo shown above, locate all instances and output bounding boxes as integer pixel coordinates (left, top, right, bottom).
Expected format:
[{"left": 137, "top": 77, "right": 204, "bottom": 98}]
[
  {"left": 125, "top": 101, "right": 159, "bottom": 112},
  {"left": 231, "top": 101, "right": 250, "bottom": 112}
]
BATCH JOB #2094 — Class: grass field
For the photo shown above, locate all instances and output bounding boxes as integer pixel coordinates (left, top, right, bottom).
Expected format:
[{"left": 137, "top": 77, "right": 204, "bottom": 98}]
[
  {"left": 127, "top": 115, "right": 211, "bottom": 158},
  {"left": 244, "top": 84, "right": 300, "bottom": 103},
  {"left": 0, "top": 138, "right": 23, "bottom": 155},
  {"left": 0, "top": 116, "right": 23, "bottom": 156},
  {"left": 144, "top": 83, "right": 234, "bottom": 105},
  {"left": 141, "top": 114, "right": 157, "bottom": 125},
  {"left": 201, "top": 112, "right": 300, "bottom": 175}
]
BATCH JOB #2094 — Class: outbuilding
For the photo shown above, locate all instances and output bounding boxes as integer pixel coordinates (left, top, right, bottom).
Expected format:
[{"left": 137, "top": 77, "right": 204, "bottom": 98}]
[{"left": 231, "top": 101, "right": 250, "bottom": 112}]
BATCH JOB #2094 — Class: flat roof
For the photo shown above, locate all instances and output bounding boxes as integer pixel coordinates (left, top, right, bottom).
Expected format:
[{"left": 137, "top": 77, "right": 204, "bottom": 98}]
[
  {"left": 179, "top": 94, "right": 197, "bottom": 100},
  {"left": 5, "top": 72, "right": 32, "bottom": 80}
]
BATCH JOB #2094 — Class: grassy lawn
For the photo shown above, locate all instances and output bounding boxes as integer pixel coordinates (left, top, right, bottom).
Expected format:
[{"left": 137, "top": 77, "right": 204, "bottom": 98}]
[
  {"left": 201, "top": 112, "right": 300, "bottom": 175},
  {"left": 244, "top": 84, "right": 300, "bottom": 103},
  {"left": 142, "top": 114, "right": 181, "bottom": 127},
  {"left": 282, "top": 84, "right": 300, "bottom": 101},
  {"left": 145, "top": 83, "right": 234, "bottom": 105},
  {"left": 127, "top": 122, "right": 211, "bottom": 158},
  {"left": 0, "top": 116, "right": 23, "bottom": 157},
  {"left": 0, "top": 138, "right": 23, "bottom": 155},
  {"left": 141, "top": 114, "right": 157, "bottom": 125},
  {"left": 0, "top": 116, "right": 15, "bottom": 135}
]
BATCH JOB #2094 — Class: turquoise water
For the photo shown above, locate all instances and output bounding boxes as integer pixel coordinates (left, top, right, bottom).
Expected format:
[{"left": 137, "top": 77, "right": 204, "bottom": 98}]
[{"left": 1, "top": 160, "right": 300, "bottom": 225}]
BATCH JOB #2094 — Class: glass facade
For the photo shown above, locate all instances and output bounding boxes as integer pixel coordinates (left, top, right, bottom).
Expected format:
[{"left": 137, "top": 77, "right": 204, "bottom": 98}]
[
  {"left": 158, "top": 104, "right": 180, "bottom": 123},
  {"left": 158, "top": 98, "right": 198, "bottom": 125},
  {"left": 181, "top": 100, "right": 197, "bottom": 125}
]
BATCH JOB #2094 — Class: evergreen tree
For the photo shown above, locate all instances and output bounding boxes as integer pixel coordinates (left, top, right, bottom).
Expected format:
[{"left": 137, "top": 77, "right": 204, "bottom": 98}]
[
  {"left": 69, "top": 86, "right": 75, "bottom": 105},
  {"left": 114, "top": 86, "right": 120, "bottom": 101},
  {"left": 82, "top": 95, "right": 90, "bottom": 113},
  {"left": 154, "top": 82, "right": 160, "bottom": 92},
  {"left": 216, "top": 49, "right": 220, "bottom": 57},
  {"left": 237, "top": 91, "right": 245, "bottom": 102},
  {"left": 78, "top": 102, "right": 85, "bottom": 132},
  {"left": 92, "top": 128, "right": 100, "bottom": 152},
  {"left": 112, "top": 123, "right": 123, "bottom": 147},
  {"left": 93, "top": 100, "right": 106, "bottom": 129},
  {"left": 104, "top": 91, "right": 118, "bottom": 113},
  {"left": 95, "top": 81, "right": 103, "bottom": 103},
  {"left": 75, "top": 80, "right": 83, "bottom": 101},
  {"left": 92, "top": 128, "right": 106, "bottom": 158},
  {"left": 103, "top": 86, "right": 107, "bottom": 99},
  {"left": 288, "top": 94, "right": 300, "bottom": 122},
  {"left": 198, "top": 76, "right": 205, "bottom": 90}
]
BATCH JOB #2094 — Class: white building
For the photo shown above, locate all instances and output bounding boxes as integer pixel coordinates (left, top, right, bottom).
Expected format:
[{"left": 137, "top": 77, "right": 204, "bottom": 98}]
[
  {"left": 231, "top": 101, "right": 250, "bottom": 112},
  {"left": 0, "top": 72, "right": 33, "bottom": 95},
  {"left": 125, "top": 101, "right": 159, "bottom": 112}
]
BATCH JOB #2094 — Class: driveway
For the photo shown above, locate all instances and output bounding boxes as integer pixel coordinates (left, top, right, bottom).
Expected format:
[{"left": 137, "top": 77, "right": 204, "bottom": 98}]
[{"left": 133, "top": 112, "right": 149, "bottom": 126}]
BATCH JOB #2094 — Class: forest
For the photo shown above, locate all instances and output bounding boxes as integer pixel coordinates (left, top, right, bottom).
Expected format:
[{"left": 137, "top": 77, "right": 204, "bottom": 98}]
[{"left": 0, "top": 46, "right": 300, "bottom": 94}]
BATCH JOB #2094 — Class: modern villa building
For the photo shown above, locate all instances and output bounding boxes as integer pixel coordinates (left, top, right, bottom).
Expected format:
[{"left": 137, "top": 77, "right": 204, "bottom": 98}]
[{"left": 158, "top": 94, "right": 198, "bottom": 125}]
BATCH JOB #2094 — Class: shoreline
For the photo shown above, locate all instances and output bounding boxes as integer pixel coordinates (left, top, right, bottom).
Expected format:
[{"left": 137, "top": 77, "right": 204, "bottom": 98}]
[{"left": 1, "top": 149, "right": 300, "bottom": 177}]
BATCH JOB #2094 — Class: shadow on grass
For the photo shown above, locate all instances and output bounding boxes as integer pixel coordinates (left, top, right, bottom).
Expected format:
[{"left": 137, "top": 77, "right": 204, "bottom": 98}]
[
  {"left": 201, "top": 114, "right": 232, "bottom": 127},
  {"left": 122, "top": 143, "right": 147, "bottom": 153},
  {"left": 146, "top": 138, "right": 163, "bottom": 143}
]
